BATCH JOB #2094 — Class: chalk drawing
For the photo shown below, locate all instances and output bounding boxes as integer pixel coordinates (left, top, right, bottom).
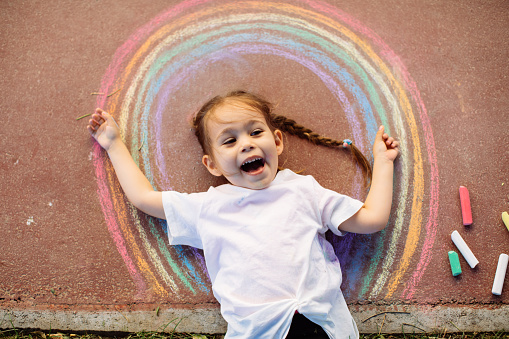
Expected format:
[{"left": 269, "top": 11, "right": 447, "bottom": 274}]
[
  {"left": 26, "top": 216, "right": 34, "bottom": 226},
  {"left": 93, "top": 0, "right": 439, "bottom": 301}
]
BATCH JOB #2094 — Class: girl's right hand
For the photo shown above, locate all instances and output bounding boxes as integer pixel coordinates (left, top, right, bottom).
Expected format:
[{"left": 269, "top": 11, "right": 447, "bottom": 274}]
[
  {"left": 87, "top": 108, "right": 121, "bottom": 151},
  {"left": 87, "top": 108, "right": 164, "bottom": 218}
]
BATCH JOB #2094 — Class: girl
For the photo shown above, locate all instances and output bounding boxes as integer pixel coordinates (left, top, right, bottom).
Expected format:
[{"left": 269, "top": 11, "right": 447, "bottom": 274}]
[{"left": 87, "top": 90, "right": 399, "bottom": 339}]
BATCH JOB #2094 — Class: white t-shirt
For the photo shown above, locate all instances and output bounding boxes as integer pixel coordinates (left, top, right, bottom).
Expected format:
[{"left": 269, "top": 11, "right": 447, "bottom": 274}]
[{"left": 162, "top": 169, "right": 363, "bottom": 339}]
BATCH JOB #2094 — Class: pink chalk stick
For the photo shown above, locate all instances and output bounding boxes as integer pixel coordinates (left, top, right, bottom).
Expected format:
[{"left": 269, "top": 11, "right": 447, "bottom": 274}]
[{"left": 459, "top": 186, "right": 472, "bottom": 225}]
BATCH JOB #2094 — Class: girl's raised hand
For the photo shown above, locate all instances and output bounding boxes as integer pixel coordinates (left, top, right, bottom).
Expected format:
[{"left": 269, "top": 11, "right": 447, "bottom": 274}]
[
  {"left": 87, "top": 108, "right": 121, "bottom": 151},
  {"left": 373, "top": 125, "right": 399, "bottom": 162}
]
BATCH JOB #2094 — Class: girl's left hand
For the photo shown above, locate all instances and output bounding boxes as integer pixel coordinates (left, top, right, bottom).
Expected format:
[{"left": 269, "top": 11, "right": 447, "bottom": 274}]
[{"left": 373, "top": 125, "right": 399, "bottom": 162}]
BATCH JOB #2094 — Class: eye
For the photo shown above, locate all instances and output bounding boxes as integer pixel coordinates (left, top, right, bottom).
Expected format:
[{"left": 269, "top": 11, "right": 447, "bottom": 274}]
[
  {"left": 222, "top": 137, "right": 236, "bottom": 145},
  {"left": 251, "top": 129, "right": 263, "bottom": 136}
]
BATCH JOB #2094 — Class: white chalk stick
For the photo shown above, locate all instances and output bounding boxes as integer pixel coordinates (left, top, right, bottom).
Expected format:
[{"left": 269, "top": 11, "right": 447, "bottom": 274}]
[
  {"left": 451, "top": 230, "right": 479, "bottom": 268},
  {"left": 492, "top": 253, "right": 509, "bottom": 295}
]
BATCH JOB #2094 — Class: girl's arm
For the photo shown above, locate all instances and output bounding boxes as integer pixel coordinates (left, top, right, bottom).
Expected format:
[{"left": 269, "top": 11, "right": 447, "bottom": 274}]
[
  {"left": 87, "top": 108, "right": 165, "bottom": 219},
  {"left": 339, "top": 125, "right": 399, "bottom": 234}
]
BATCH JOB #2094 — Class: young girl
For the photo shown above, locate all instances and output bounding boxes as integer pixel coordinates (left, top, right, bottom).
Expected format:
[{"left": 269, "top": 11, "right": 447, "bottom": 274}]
[{"left": 87, "top": 90, "right": 399, "bottom": 339}]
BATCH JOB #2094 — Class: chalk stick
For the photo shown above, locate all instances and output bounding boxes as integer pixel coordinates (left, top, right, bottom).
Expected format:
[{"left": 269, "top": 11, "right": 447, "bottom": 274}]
[
  {"left": 459, "top": 186, "right": 472, "bottom": 225},
  {"left": 451, "top": 230, "right": 479, "bottom": 268},
  {"left": 448, "top": 251, "right": 462, "bottom": 276},
  {"left": 502, "top": 212, "right": 509, "bottom": 232},
  {"left": 492, "top": 253, "right": 509, "bottom": 295}
]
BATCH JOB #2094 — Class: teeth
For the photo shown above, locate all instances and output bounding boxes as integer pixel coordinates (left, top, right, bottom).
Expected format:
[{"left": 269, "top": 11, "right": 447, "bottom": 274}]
[{"left": 243, "top": 158, "right": 262, "bottom": 166}]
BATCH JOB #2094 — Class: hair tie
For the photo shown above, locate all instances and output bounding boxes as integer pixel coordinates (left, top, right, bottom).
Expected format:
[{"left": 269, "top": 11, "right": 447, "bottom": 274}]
[{"left": 342, "top": 139, "right": 352, "bottom": 148}]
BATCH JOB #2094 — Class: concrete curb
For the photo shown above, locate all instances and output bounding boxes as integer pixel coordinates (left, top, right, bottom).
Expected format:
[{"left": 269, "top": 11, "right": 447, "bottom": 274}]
[{"left": 1, "top": 304, "right": 508, "bottom": 334}]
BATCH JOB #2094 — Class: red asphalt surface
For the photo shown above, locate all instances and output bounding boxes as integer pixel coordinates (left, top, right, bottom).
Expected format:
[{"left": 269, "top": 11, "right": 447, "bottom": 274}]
[{"left": 1, "top": 0, "right": 508, "bottom": 324}]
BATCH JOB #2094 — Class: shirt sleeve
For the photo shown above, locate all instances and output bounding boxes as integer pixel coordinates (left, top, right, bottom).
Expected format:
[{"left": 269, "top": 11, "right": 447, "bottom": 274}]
[
  {"left": 161, "top": 190, "right": 206, "bottom": 249},
  {"left": 310, "top": 176, "right": 364, "bottom": 237}
]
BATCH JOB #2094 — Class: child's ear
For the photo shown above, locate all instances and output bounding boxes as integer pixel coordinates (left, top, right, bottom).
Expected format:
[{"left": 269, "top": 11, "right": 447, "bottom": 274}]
[
  {"left": 274, "top": 129, "right": 284, "bottom": 155},
  {"left": 202, "top": 154, "right": 223, "bottom": 177}
]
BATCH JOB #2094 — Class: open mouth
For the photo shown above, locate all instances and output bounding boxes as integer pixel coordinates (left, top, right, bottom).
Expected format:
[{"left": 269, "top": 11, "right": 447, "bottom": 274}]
[{"left": 241, "top": 157, "right": 265, "bottom": 173}]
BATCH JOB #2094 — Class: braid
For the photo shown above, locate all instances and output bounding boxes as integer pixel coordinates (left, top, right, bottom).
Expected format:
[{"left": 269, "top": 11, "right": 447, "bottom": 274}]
[
  {"left": 271, "top": 114, "right": 373, "bottom": 186},
  {"left": 272, "top": 115, "right": 341, "bottom": 147}
]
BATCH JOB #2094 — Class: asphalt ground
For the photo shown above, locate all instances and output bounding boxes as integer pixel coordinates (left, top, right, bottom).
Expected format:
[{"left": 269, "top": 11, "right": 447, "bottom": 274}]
[{"left": 1, "top": 0, "right": 508, "bottom": 333}]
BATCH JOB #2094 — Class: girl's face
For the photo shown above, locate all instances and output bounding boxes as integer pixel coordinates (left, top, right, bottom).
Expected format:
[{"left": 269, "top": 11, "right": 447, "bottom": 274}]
[{"left": 201, "top": 103, "right": 284, "bottom": 190}]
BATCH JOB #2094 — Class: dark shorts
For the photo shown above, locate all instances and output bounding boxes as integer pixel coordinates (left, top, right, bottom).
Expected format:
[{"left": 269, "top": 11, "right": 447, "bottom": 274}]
[{"left": 286, "top": 313, "right": 329, "bottom": 338}]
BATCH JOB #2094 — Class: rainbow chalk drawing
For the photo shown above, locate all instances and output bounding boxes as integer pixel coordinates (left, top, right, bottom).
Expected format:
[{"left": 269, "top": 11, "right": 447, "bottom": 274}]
[{"left": 93, "top": 0, "right": 439, "bottom": 301}]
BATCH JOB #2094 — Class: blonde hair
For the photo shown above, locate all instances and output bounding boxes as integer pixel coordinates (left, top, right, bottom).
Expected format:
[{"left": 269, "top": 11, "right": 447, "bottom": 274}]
[{"left": 192, "top": 90, "right": 372, "bottom": 185}]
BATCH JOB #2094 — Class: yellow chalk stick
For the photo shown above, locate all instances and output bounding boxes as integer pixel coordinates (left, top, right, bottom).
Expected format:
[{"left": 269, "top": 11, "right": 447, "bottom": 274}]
[{"left": 502, "top": 212, "right": 509, "bottom": 232}]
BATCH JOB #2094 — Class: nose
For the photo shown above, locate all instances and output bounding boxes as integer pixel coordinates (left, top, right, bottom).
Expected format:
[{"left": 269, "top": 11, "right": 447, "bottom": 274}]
[
  {"left": 241, "top": 143, "right": 255, "bottom": 153},
  {"left": 240, "top": 137, "right": 255, "bottom": 153}
]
